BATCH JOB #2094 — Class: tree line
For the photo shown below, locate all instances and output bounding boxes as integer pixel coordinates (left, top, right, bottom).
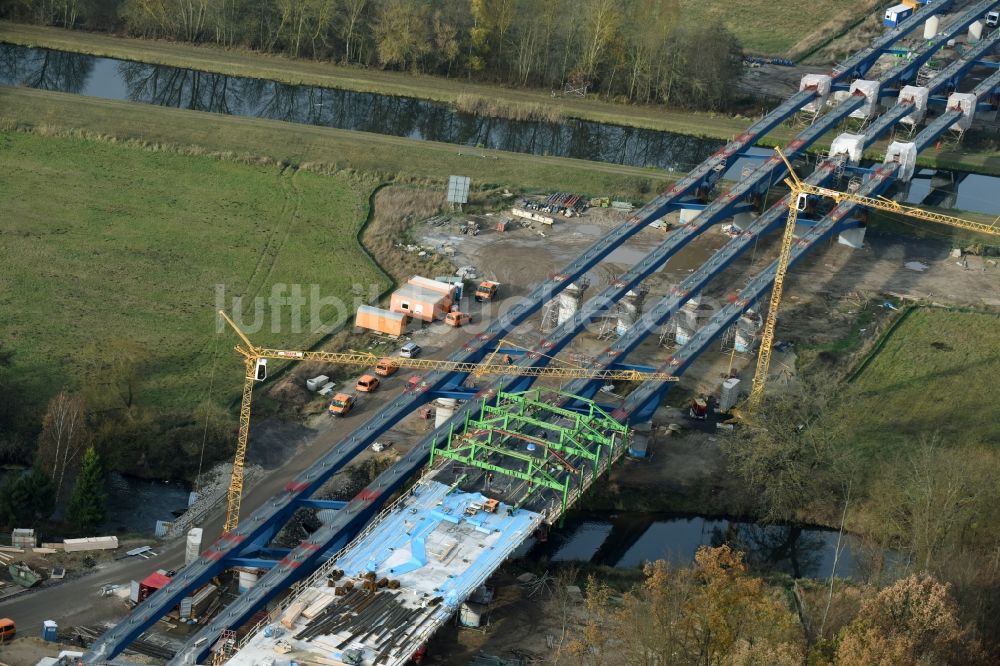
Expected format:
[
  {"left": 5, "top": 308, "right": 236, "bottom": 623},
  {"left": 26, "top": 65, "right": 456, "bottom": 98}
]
[
  {"left": 555, "top": 546, "right": 984, "bottom": 665},
  {"left": 3, "top": 0, "right": 744, "bottom": 110}
]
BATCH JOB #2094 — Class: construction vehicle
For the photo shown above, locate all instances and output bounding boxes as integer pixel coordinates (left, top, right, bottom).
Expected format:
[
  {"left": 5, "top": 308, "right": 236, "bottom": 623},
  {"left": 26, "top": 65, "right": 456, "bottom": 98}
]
[
  {"left": 374, "top": 358, "right": 399, "bottom": 377},
  {"left": 355, "top": 375, "right": 380, "bottom": 393},
  {"left": 328, "top": 393, "right": 356, "bottom": 416},
  {"left": 217, "top": 311, "right": 679, "bottom": 531},
  {"left": 474, "top": 281, "right": 500, "bottom": 302},
  {"left": 745, "top": 149, "right": 1000, "bottom": 412},
  {"left": 444, "top": 311, "right": 472, "bottom": 327}
]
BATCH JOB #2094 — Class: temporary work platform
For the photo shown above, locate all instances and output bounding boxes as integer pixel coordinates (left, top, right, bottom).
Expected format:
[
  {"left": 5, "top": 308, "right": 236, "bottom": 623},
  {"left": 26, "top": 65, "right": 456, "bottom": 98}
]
[
  {"left": 430, "top": 389, "right": 629, "bottom": 522},
  {"left": 355, "top": 305, "right": 408, "bottom": 336}
]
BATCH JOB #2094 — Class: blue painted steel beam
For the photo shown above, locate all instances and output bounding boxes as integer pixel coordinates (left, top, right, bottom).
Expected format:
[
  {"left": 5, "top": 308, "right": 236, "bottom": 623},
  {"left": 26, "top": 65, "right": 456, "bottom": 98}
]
[
  {"left": 557, "top": 57, "right": 1000, "bottom": 411},
  {"left": 227, "top": 558, "right": 278, "bottom": 569},
  {"left": 430, "top": 388, "right": 481, "bottom": 400},
  {"left": 294, "top": 499, "right": 347, "bottom": 510},
  {"left": 619, "top": 166, "right": 900, "bottom": 423},
  {"left": 832, "top": 1, "right": 951, "bottom": 79},
  {"left": 890, "top": 3, "right": 999, "bottom": 84},
  {"left": 611, "top": 362, "right": 658, "bottom": 373}
]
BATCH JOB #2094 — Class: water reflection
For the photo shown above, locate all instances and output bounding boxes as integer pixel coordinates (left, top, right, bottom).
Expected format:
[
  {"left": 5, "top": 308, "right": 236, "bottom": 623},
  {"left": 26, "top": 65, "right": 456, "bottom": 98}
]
[
  {"left": 0, "top": 43, "right": 720, "bottom": 172},
  {"left": 0, "top": 46, "right": 93, "bottom": 93},
  {"left": 540, "top": 514, "right": 886, "bottom": 580}
]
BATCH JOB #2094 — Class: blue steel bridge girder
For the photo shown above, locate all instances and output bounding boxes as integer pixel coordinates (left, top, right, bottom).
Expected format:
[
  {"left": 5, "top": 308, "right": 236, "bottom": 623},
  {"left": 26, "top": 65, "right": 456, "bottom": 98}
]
[
  {"left": 618, "top": 164, "right": 903, "bottom": 423},
  {"left": 560, "top": 45, "right": 1000, "bottom": 414},
  {"left": 832, "top": 1, "right": 951, "bottom": 80},
  {"left": 891, "top": 2, "right": 1000, "bottom": 84},
  {"left": 622, "top": 68, "right": 1000, "bottom": 420},
  {"left": 88, "top": 10, "right": 982, "bottom": 663},
  {"left": 515, "top": 2, "right": 1000, "bottom": 391}
]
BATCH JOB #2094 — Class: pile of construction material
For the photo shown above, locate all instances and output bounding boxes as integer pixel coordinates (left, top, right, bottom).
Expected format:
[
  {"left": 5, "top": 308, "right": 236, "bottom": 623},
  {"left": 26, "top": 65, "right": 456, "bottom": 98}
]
[{"left": 520, "top": 193, "right": 589, "bottom": 217}]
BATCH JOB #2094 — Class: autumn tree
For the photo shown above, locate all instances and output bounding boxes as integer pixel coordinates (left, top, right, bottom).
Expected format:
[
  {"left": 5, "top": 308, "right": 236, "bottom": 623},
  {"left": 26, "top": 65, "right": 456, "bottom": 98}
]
[
  {"left": 35, "top": 391, "right": 90, "bottom": 501},
  {"left": 835, "top": 574, "right": 982, "bottom": 665},
  {"left": 567, "top": 546, "right": 804, "bottom": 665},
  {"left": 723, "top": 378, "right": 858, "bottom": 523},
  {"left": 373, "top": 0, "right": 431, "bottom": 71},
  {"left": 865, "top": 436, "right": 987, "bottom": 572},
  {"left": 66, "top": 447, "right": 107, "bottom": 534}
]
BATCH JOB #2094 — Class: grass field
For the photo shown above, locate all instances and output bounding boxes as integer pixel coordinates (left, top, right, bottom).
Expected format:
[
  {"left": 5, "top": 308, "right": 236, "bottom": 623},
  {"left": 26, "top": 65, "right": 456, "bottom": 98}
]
[
  {"left": 0, "top": 130, "right": 389, "bottom": 417},
  {"left": 0, "top": 87, "right": 677, "bottom": 197},
  {"left": 831, "top": 307, "right": 1000, "bottom": 465},
  {"left": 679, "top": 0, "right": 878, "bottom": 56}
]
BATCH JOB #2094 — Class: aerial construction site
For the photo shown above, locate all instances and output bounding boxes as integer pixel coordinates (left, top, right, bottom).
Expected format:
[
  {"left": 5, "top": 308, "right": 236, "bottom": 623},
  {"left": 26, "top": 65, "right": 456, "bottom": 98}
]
[{"left": 1, "top": 1, "right": 1000, "bottom": 665}]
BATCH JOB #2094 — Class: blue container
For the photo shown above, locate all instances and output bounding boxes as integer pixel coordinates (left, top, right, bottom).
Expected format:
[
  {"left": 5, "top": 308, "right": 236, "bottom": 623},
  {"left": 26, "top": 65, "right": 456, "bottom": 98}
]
[{"left": 41, "top": 620, "right": 58, "bottom": 641}]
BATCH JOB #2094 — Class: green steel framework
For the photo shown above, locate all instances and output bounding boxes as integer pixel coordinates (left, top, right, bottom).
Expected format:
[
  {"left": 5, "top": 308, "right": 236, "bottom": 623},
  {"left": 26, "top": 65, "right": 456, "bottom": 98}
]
[{"left": 429, "top": 389, "right": 629, "bottom": 521}]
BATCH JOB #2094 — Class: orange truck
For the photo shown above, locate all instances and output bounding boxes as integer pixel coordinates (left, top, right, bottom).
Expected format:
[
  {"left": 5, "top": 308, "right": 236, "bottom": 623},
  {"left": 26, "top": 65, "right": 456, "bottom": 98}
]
[
  {"left": 328, "top": 393, "right": 356, "bottom": 416},
  {"left": 474, "top": 281, "right": 500, "bottom": 302},
  {"left": 444, "top": 311, "right": 472, "bottom": 327}
]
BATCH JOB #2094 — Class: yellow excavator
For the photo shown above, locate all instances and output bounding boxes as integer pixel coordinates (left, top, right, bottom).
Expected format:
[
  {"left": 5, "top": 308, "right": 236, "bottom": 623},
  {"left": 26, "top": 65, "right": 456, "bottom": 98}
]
[{"left": 218, "top": 310, "right": 678, "bottom": 532}]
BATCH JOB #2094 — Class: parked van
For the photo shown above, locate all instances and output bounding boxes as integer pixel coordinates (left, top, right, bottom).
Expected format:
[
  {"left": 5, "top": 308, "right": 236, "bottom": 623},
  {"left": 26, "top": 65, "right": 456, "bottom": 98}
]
[
  {"left": 444, "top": 311, "right": 472, "bottom": 327},
  {"left": 374, "top": 358, "right": 399, "bottom": 377},
  {"left": 0, "top": 618, "right": 16, "bottom": 641},
  {"left": 355, "top": 374, "right": 381, "bottom": 393}
]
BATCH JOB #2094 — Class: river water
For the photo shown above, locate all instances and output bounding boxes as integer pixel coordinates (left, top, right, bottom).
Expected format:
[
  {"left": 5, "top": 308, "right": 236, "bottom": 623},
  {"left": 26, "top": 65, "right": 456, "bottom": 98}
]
[
  {"left": 0, "top": 43, "right": 720, "bottom": 172},
  {"left": 101, "top": 472, "right": 191, "bottom": 535},
  {"left": 529, "top": 512, "right": 895, "bottom": 581},
  {"left": 3, "top": 42, "right": 999, "bottom": 215}
]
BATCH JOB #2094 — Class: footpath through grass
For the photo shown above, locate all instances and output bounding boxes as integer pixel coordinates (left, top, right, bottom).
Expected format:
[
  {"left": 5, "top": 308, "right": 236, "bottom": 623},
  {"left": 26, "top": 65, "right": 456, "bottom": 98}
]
[
  {"left": 828, "top": 307, "right": 1000, "bottom": 466},
  {"left": 0, "top": 130, "right": 388, "bottom": 416}
]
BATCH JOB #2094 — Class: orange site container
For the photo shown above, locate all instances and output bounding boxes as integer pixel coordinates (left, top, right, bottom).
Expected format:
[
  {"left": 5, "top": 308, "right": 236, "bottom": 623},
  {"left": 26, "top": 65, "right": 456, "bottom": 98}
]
[
  {"left": 355, "top": 305, "right": 408, "bottom": 336},
  {"left": 389, "top": 283, "right": 452, "bottom": 322}
]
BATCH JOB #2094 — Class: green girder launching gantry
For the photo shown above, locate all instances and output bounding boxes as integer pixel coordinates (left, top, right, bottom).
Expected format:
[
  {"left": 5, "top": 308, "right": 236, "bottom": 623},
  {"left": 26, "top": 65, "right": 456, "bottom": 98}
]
[{"left": 429, "top": 389, "right": 630, "bottom": 523}]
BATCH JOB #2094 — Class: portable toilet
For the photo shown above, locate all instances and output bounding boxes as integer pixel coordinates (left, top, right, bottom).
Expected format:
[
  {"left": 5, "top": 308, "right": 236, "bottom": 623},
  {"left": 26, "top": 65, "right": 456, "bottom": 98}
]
[
  {"left": 42, "top": 620, "right": 58, "bottom": 641},
  {"left": 884, "top": 3, "right": 913, "bottom": 27}
]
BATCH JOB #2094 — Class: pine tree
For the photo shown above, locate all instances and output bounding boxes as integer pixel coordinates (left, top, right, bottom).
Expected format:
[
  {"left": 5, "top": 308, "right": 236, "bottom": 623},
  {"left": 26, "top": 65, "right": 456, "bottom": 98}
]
[{"left": 66, "top": 447, "right": 106, "bottom": 534}]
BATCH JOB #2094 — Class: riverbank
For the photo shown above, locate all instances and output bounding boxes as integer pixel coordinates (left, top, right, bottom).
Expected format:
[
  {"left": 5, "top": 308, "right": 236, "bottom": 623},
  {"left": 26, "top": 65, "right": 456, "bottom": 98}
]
[
  {"left": 4, "top": 21, "right": 999, "bottom": 178},
  {"left": 0, "top": 86, "right": 675, "bottom": 197},
  {"left": 0, "top": 21, "right": 758, "bottom": 138}
]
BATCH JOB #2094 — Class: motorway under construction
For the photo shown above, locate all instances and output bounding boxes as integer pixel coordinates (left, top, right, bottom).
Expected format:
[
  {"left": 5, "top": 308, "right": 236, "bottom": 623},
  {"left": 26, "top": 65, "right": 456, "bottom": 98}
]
[{"left": 82, "top": 2, "right": 1000, "bottom": 663}]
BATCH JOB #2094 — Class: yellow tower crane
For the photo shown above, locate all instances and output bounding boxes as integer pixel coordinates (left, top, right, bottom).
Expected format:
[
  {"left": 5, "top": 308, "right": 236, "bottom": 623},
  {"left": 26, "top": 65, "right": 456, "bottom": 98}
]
[
  {"left": 746, "top": 148, "right": 1000, "bottom": 412},
  {"left": 218, "top": 310, "right": 678, "bottom": 532}
]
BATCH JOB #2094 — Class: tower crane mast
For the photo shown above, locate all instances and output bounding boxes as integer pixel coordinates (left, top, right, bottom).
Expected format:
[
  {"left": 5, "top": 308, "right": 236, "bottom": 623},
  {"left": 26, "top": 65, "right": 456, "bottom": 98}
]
[{"left": 746, "top": 148, "right": 1000, "bottom": 412}]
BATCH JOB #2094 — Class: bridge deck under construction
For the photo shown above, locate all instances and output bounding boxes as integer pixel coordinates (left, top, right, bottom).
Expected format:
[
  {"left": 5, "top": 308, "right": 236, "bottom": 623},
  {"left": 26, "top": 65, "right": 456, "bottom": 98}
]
[{"left": 229, "top": 480, "right": 542, "bottom": 666}]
